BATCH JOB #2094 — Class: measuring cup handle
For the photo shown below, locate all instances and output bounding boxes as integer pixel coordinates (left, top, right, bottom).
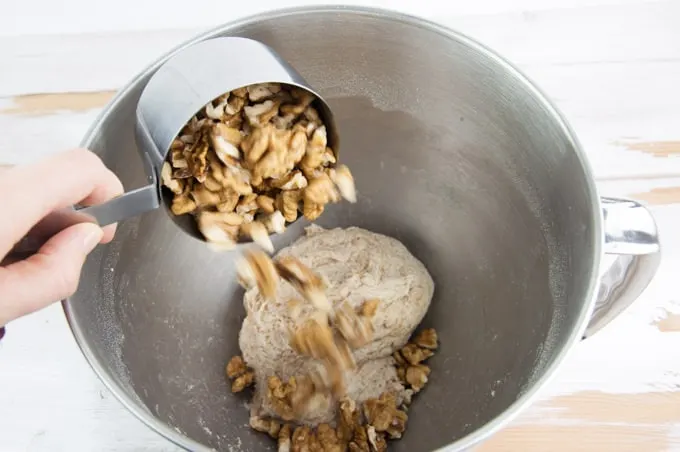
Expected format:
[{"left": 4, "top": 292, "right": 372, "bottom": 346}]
[
  {"left": 2, "top": 183, "right": 159, "bottom": 264},
  {"left": 583, "top": 197, "right": 662, "bottom": 338},
  {"left": 77, "top": 183, "right": 160, "bottom": 228}
]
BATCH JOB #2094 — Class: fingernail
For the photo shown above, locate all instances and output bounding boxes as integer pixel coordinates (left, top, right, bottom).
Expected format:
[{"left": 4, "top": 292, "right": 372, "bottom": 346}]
[{"left": 83, "top": 226, "right": 103, "bottom": 252}]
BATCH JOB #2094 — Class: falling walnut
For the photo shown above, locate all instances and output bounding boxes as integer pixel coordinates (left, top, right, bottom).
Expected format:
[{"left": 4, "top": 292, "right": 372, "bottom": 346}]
[{"left": 160, "top": 83, "right": 357, "bottom": 251}]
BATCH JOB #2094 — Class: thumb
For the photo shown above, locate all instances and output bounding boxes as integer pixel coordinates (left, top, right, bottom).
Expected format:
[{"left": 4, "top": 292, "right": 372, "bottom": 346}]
[{"left": 0, "top": 222, "right": 103, "bottom": 325}]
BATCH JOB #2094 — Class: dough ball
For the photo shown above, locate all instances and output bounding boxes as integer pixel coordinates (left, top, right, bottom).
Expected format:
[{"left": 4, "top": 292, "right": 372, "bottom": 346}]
[{"left": 238, "top": 225, "right": 435, "bottom": 424}]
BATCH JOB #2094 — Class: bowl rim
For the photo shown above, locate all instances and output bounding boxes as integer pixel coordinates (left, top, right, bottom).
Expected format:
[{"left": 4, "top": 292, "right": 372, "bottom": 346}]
[{"left": 62, "top": 5, "right": 603, "bottom": 452}]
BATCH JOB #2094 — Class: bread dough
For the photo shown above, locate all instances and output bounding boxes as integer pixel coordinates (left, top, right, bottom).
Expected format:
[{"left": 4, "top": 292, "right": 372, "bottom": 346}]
[{"left": 238, "top": 225, "right": 435, "bottom": 424}]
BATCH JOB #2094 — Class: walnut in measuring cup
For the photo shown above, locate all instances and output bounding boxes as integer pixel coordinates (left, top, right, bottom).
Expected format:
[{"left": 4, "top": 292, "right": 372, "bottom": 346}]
[{"left": 160, "top": 83, "right": 356, "bottom": 252}]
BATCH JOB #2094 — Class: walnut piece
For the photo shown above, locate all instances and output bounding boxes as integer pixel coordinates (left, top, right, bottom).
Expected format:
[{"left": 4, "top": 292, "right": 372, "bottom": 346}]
[
  {"left": 273, "top": 170, "right": 308, "bottom": 191},
  {"left": 226, "top": 355, "right": 247, "bottom": 378},
  {"left": 362, "top": 392, "right": 408, "bottom": 438},
  {"left": 400, "top": 389, "right": 414, "bottom": 408},
  {"left": 171, "top": 193, "right": 196, "bottom": 215},
  {"left": 304, "top": 172, "right": 340, "bottom": 206},
  {"left": 367, "top": 426, "right": 387, "bottom": 452},
  {"left": 301, "top": 126, "right": 328, "bottom": 176},
  {"left": 267, "top": 376, "right": 296, "bottom": 421},
  {"left": 330, "top": 164, "right": 357, "bottom": 203},
  {"left": 349, "top": 426, "right": 370, "bottom": 452},
  {"left": 316, "top": 424, "right": 343, "bottom": 452},
  {"left": 277, "top": 190, "right": 302, "bottom": 223},
  {"left": 242, "top": 124, "right": 271, "bottom": 166},
  {"left": 291, "top": 425, "right": 317, "bottom": 452},
  {"left": 249, "top": 416, "right": 281, "bottom": 439},
  {"left": 400, "top": 343, "right": 434, "bottom": 365},
  {"left": 236, "top": 193, "right": 258, "bottom": 216},
  {"left": 386, "top": 410, "right": 408, "bottom": 439},
  {"left": 196, "top": 211, "right": 240, "bottom": 247},
  {"left": 205, "top": 95, "right": 229, "bottom": 120},
  {"left": 191, "top": 185, "right": 221, "bottom": 208},
  {"left": 392, "top": 350, "right": 407, "bottom": 367},
  {"left": 302, "top": 172, "right": 340, "bottom": 221},
  {"left": 217, "top": 189, "right": 240, "bottom": 213},
  {"left": 363, "top": 393, "right": 397, "bottom": 432},
  {"left": 396, "top": 366, "right": 406, "bottom": 384},
  {"left": 360, "top": 299, "right": 380, "bottom": 318},
  {"left": 281, "top": 88, "right": 314, "bottom": 116},
  {"left": 231, "top": 371, "right": 254, "bottom": 393},
  {"left": 161, "top": 162, "right": 183, "bottom": 194},
  {"left": 252, "top": 128, "right": 297, "bottom": 182},
  {"left": 241, "top": 220, "right": 274, "bottom": 253},
  {"left": 237, "top": 249, "right": 278, "bottom": 299},
  {"left": 405, "top": 364, "right": 431, "bottom": 392},
  {"left": 275, "top": 256, "right": 330, "bottom": 313},
  {"left": 302, "top": 198, "right": 324, "bottom": 221},
  {"left": 225, "top": 355, "right": 255, "bottom": 393},
  {"left": 245, "top": 99, "right": 280, "bottom": 126},
  {"left": 290, "top": 375, "right": 331, "bottom": 419},
  {"left": 287, "top": 307, "right": 359, "bottom": 405},
  {"left": 248, "top": 83, "right": 281, "bottom": 102},
  {"left": 262, "top": 210, "right": 286, "bottom": 234},
  {"left": 289, "top": 316, "right": 337, "bottom": 362},
  {"left": 211, "top": 123, "right": 242, "bottom": 165},
  {"left": 335, "top": 301, "right": 373, "bottom": 349},
  {"left": 267, "top": 374, "right": 333, "bottom": 422},
  {"left": 278, "top": 424, "right": 292, "bottom": 452},
  {"left": 338, "top": 397, "right": 361, "bottom": 443},
  {"left": 309, "top": 358, "right": 351, "bottom": 397},
  {"left": 222, "top": 165, "right": 253, "bottom": 196},
  {"left": 187, "top": 130, "right": 210, "bottom": 183},
  {"left": 413, "top": 328, "right": 439, "bottom": 350},
  {"left": 256, "top": 194, "right": 276, "bottom": 214}
]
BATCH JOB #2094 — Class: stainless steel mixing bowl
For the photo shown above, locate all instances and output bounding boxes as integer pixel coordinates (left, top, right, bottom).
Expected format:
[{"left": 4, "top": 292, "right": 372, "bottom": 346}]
[{"left": 64, "top": 6, "right": 661, "bottom": 451}]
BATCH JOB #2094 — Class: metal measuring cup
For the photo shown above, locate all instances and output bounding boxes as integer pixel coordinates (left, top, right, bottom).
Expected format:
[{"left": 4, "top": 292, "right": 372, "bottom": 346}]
[{"left": 7, "top": 37, "right": 340, "bottom": 259}]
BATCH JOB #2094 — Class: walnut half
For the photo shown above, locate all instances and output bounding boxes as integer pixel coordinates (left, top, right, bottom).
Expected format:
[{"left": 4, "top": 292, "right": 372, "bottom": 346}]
[
  {"left": 334, "top": 301, "right": 374, "bottom": 349},
  {"left": 236, "top": 249, "right": 278, "bottom": 299},
  {"left": 413, "top": 328, "right": 439, "bottom": 350},
  {"left": 278, "top": 424, "right": 292, "bottom": 452},
  {"left": 224, "top": 355, "right": 254, "bottom": 393},
  {"left": 249, "top": 416, "right": 281, "bottom": 439},
  {"left": 275, "top": 256, "right": 331, "bottom": 314},
  {"left": 405, "top": 364, "right": 431, "bottom": 393}
]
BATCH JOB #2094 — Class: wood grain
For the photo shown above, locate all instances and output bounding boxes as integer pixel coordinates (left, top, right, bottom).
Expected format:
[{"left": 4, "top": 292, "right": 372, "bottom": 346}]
[
  {"left": 655, "top": 311, "right": 680, "bottom": 332},
  {"left": 480, "top": 391, "right": 680, "bottom": 451},
  {"left": 480, "top": 424, "right": 670, "bottom": 451},
  {"left": 0, "top": 91, "right": 115, "bottom": 116},
  {"left": 630, "top": 186, "right": 680, "bottom": 205},
  {"left": 614, "top": 140, "right": 680, "bottom": 158}
]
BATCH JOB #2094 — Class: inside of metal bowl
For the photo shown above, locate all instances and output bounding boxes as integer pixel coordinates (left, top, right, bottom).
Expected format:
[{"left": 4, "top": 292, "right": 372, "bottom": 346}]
[{"left": 68, "top": 8, "right": 598, "bottom": 452}]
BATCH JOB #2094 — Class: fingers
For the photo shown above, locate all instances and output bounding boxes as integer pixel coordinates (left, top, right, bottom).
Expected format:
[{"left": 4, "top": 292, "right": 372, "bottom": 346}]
[
  {"left": 75, "top": 157, "right": 124, "bottom": 244},
  {"left": 0, "top": 222, "right": 102, "bottom": 326},
  {"left": 0, "top": 148, "right": 123, "bottom": 256}
]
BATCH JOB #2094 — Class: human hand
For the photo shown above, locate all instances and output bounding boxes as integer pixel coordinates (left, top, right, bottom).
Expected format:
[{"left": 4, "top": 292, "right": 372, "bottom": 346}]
[{"left": 0, "top": 148, "right": 123, "bottom": 327}]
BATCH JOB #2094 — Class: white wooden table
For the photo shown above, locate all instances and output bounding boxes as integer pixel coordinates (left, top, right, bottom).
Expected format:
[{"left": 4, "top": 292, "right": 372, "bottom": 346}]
[{"left": 1, "top": 0, "right": 679, "bottom": 450}]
